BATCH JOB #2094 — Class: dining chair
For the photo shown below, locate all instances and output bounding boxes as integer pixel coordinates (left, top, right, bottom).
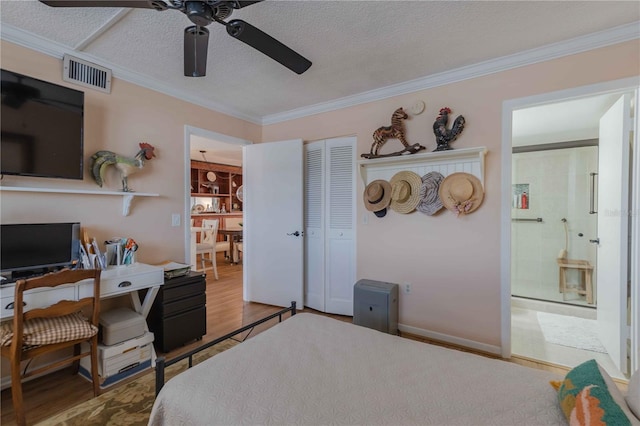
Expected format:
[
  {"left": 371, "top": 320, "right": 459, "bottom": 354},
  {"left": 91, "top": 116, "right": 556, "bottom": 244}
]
[
  {"left": 0, "top": 269, "right": 101, "bottom": 426},
  {"left": 206, "top": 219, "right": 236, "bottom": 260},
  {"left": 197, "top": 220, "right": 229, "bottom": 278},
  {"left": 223, "top": 217, "right": 243, "bottom": 261}
]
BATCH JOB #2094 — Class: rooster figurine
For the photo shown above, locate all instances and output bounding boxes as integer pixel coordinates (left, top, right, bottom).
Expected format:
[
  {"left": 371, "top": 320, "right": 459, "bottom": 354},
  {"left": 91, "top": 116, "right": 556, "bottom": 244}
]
[
  {"left": 433, "top": 107, "right": 465, "bottom": 151},
  {"left": 90, "top": 142, "right": 156, "bottom": 192}
]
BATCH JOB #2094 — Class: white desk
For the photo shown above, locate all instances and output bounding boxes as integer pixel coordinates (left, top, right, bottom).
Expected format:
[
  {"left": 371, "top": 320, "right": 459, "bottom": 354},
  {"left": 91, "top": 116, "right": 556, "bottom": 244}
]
[
  {"left": 0, "top": 263, "right": 164, "bottom": 388},
  {"left": 0, "top": 263, "right": 164, "bottom": 320}
]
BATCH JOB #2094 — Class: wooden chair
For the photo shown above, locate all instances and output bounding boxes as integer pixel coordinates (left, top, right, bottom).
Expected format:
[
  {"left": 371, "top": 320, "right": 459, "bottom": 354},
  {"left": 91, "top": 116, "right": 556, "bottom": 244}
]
[
  {"left": 557, "top": 258, "right": 594, "bottom": 304},
  {"left": 234, "top": 242, "right": 243, "bottom": 263},
  {"left": 197, "top": 219, "right": 228, "bottom": 278},
  {"left": 0, "top": 269, "right": 101, "bottom": 426}
]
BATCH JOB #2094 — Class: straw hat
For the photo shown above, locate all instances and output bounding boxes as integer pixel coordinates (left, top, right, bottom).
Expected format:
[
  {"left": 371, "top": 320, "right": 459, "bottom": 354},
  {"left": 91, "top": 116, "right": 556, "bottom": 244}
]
[
  {"left": 390, "top": 171, "right": 421, "bottom": 214},
  {"left": 363, "top": 180, "right": 392, "bottom": 217},
  {"left": 438, "top": 172, "right": 484, "bottom": 215},
  {"left": 417, "top": 171, "right": 445, "bottom": 215}
]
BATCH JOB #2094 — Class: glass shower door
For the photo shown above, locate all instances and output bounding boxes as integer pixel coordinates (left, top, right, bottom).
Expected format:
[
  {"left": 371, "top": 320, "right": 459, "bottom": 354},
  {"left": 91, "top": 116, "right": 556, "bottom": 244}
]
[{"left": 511, "top": 145, "right": 598, "bottom": 306}]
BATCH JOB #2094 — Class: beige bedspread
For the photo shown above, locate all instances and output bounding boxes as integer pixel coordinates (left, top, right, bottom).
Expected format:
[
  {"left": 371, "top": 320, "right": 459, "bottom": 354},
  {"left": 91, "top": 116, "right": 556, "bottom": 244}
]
[{"left": 149, "top": 313, "right": 565, "bottom": 425}]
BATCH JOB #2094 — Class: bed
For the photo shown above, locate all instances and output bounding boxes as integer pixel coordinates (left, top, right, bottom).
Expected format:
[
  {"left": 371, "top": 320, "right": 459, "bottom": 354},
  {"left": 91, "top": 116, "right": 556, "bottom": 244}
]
[{"left": 149, "top": 304, "right": 586, "bottom": 425}]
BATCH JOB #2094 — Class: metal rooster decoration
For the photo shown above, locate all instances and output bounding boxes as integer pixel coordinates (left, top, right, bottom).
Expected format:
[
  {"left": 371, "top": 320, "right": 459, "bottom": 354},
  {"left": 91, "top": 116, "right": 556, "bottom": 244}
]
[
  {"left": 432, "top": 107, "right": 465, "bottom": 151},
  {"left": 362, "top": 107, "right": 425, "bottom": 159},
  {"left": 90, "top": 142, "right": 156, "bottom": 192}
]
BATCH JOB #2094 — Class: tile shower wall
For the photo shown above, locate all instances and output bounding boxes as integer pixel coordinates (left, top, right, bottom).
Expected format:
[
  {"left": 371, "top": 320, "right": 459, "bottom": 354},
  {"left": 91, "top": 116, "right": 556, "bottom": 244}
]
[{"left": 511, "top": 146, "right": 598, "bottom": 305}]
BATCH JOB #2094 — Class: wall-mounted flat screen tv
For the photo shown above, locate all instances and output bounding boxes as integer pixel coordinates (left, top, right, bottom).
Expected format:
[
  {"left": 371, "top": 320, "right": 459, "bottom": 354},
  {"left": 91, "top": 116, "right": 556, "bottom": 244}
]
[{"left": 1, "top": 69, "right": 84, "bottom": 180}]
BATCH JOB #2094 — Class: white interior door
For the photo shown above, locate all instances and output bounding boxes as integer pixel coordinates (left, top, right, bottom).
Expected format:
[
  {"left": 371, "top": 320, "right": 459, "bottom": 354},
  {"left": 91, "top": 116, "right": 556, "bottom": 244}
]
[
  {"left": 243, "top": 139, "right": 304, "bottom": 309},
  {"left": 596, "top": 94, "right": 631, "bottom": 374}
]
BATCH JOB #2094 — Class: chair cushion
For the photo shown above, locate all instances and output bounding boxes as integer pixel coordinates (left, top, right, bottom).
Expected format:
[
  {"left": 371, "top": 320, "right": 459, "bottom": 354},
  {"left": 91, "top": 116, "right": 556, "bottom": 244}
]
[{"left": 0, "top": 312, "right": 98, "bottom": 347}]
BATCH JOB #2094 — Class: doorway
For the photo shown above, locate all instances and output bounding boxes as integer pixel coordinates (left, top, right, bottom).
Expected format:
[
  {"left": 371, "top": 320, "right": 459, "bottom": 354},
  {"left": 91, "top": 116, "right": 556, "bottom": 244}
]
[
  {"left": 182, "top": 125, "right": 250, "bottom": 269},
  {"left": 501, "top": 79, "right": 639, "bottom": 380}
]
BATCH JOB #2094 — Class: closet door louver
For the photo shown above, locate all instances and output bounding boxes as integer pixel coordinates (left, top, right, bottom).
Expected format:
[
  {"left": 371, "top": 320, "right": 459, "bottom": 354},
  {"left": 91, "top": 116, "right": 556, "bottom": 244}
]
[
  {"left": 325, "top": 138, "right": 355, "bottom": 315},
  {"left": 304, "top": 142, "right": 325, "bottom": 312}
]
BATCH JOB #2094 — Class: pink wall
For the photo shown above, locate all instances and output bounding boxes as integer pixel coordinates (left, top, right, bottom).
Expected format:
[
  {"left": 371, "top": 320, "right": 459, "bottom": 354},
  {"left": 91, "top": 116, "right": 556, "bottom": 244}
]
[
  {"left": 262, "top": 40, "right": 640, "bottom": 348},
  {"left": 1, "top": 41, "right": 260, "bottom": 267},
  {"left": 2, "top": 38, "right": 638, "bottom": 349}
]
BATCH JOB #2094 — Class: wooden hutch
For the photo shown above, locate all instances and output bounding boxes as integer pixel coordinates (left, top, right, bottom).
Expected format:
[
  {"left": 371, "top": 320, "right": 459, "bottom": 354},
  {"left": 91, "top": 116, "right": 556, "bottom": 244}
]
[{"left": 190, "top": 160, "right": 243, "bottom": 228}]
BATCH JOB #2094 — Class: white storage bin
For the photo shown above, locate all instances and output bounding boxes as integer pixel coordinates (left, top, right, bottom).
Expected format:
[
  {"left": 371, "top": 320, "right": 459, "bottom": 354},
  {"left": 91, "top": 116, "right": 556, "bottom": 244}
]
[
  {"left": 99, "top": 307, "right": 146, "bottom": 345},
  {"left": 81, "top": 331, "right": 154, "bottom": 378}
]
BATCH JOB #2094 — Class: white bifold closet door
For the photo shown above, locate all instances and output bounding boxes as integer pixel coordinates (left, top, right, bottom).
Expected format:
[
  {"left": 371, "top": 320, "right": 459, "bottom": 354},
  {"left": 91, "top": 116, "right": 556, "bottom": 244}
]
[{"left": 304, "top": 137, "right": 356, "bottom": 315}]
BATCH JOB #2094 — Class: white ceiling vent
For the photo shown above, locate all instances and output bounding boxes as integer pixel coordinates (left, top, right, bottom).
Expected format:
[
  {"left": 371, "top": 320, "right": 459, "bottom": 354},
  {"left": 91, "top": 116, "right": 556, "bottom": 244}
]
[{"left": 63, "top": 54, "right": 112, "bottom": 94}]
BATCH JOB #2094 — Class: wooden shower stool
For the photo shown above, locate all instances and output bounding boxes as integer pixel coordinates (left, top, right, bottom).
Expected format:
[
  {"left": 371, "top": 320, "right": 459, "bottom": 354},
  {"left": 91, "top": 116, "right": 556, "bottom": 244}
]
[{"left": 557, "top": 258, "right": 594, "bottom": 304}]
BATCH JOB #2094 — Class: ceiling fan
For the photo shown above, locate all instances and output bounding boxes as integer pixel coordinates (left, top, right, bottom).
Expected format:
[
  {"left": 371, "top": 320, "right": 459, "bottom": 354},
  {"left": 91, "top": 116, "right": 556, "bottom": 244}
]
[{"left": 38, "top": 0, "right": 312, "bottom": 77}]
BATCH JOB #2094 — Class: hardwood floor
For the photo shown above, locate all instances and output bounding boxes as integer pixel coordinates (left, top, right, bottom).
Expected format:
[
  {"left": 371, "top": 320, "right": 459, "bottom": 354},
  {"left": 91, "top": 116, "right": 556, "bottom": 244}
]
[{"left": 1, "top": 253, "right": 572, "bottom": 425}]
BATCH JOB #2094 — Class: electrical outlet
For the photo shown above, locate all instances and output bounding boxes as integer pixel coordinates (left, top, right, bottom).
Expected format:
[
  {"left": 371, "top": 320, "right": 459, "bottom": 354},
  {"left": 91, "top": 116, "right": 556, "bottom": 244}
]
[
  {"left": 363, "top": 214, "right": 369, "bottom": 225},
  {"left": 171, "top": 213, "right": 181, "bottom": 227},
  {"left": 404, "top": 282, "right": 411, "bottom": 294}
]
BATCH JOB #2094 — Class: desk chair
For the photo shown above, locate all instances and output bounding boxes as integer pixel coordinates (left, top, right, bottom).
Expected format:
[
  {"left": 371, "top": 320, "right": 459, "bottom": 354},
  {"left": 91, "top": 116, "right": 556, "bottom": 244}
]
[
  {"left": 557, "top": 258, "right": 594, "bottom": 304},
  {"left": 0, "top": 269, "right": 101, "bottom": 426}
]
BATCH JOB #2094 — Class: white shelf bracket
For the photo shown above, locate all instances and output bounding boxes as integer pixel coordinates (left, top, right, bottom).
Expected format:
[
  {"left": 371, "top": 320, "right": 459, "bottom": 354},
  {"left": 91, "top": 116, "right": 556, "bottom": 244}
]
[{"left": 122, "top": 194, "right": 134, "bottom": 216}]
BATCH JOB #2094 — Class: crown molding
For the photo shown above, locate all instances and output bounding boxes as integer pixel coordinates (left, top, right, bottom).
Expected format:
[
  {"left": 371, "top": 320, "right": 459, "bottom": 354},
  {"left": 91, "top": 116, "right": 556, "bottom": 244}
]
[
  {"left": 0, "top": 24, "right": 262, "bottom": 125},
  {"left": 2, "top": 21, "right": 638, "bottom": 126},
  {"left": 261, "top": 21, "right": 640, "bottom": 125}
]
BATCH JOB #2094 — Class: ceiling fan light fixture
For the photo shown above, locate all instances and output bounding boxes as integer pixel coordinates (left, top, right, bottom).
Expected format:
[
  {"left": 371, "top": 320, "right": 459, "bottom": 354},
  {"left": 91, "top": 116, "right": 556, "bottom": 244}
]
[
  {"left": 185, "top": 1, "right": 214, "bottom": 26},
  {"left": 184, "top": 25, "right": 209, "bottom": 77}
]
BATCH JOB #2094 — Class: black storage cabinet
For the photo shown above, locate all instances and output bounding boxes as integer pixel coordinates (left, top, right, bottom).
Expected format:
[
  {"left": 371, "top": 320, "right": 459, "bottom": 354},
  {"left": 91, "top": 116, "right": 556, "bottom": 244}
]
[{"left": 147, "top": 271, "right": 207, "bottom": 353}]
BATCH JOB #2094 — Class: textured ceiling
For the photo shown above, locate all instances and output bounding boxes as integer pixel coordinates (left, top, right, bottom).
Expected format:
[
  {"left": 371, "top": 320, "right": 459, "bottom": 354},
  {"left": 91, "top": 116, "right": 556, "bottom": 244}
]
[{"left": 1, "top": 0, "right": 639, "bottom": 125}]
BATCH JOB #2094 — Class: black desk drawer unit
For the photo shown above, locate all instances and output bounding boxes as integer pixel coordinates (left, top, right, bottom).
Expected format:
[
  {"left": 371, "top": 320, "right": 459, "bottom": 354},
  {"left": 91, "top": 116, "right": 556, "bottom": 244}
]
[{"left": 147, "top": 271, "right": 207, "bottom": 353}]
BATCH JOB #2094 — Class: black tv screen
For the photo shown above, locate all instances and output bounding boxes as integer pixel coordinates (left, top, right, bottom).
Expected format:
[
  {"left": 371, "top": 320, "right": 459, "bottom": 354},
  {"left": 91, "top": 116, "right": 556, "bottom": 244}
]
[
  {"left": 1, "top": 69, "right": 84, "bottom": 180},
  {"left": 0, "top": 223, "right": 81, "bottom": 274}
]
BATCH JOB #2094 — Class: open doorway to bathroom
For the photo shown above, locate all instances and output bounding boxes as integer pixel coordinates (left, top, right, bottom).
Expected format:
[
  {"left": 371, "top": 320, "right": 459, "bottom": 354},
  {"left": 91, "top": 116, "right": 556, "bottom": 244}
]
[{"left": 508, "top": 88, "right": 638, "bottom": 381}]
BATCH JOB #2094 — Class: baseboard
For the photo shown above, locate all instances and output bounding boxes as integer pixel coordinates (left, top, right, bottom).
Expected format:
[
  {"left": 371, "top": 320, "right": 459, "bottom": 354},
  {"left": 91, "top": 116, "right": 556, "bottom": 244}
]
[{"left": 398, "top": 323, "right": 502, "bottom": 356}]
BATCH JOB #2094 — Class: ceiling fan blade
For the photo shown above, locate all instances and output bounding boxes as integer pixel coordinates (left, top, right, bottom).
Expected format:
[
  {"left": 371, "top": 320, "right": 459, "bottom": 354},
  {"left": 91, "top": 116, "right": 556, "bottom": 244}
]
[
  {"left": 184, "top": 26, "right": 210, "bottom": 77},
  {"left": 226, "top": 19, "right": 311, "bottom": 75},
  {"left": 39, "top": 0, "right": 167, "bottom": 10},
  {"left": 229, "top": 1, "right": 264, "bottom": 9}
]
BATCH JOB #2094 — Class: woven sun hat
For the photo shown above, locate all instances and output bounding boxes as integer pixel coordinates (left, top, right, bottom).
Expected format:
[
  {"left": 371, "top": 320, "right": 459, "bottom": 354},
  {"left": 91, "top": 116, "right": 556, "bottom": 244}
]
[
  {"left": 417, "top": 171, "right": 445, "bottom": 216},
  {"left": 389, "top": 171, "right": 421, "bottom": 214},
  {"left": 438, "top": 172, "right": 484, "bottom": 215},
  {"left": 363, "top": 180, "right": 392, "bottom": 217}
]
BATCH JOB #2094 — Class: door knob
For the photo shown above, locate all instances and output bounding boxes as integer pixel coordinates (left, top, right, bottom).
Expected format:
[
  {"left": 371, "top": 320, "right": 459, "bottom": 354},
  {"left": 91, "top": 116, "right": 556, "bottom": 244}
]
[
  {"left": 287, "top": 231, "right": 301, "bottom": 237},
  {"left": 589, "top": 238, "right": 600, "bottom": 244}
]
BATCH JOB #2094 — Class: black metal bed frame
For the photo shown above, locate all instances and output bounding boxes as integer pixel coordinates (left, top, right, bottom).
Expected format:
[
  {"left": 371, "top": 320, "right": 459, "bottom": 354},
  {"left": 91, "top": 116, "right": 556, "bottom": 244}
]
[{"left": 154, "top": 301, "right": 297, "bottom": 396}]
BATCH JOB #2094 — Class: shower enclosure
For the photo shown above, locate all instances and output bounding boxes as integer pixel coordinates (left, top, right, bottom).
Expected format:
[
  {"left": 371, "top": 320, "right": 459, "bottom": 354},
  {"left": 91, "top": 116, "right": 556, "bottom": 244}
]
[{"left": 511, "top": 143, "right": 598, "bottom": 306}]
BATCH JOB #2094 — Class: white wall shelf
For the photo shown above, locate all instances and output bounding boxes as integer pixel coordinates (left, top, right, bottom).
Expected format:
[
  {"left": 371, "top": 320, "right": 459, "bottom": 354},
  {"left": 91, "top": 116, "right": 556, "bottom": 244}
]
[
  {"left": 0, "top": 186, "right": 159, "bottom": 216},
  {"left": 358, "top": 146, "right": 488, "bottom": 186}
]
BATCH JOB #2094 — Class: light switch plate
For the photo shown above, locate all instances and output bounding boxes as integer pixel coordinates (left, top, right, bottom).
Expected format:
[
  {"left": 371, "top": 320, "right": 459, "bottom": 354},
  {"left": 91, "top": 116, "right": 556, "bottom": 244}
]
[{"left": 171, "top": 213, "right": 181, "bottom": 227}]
